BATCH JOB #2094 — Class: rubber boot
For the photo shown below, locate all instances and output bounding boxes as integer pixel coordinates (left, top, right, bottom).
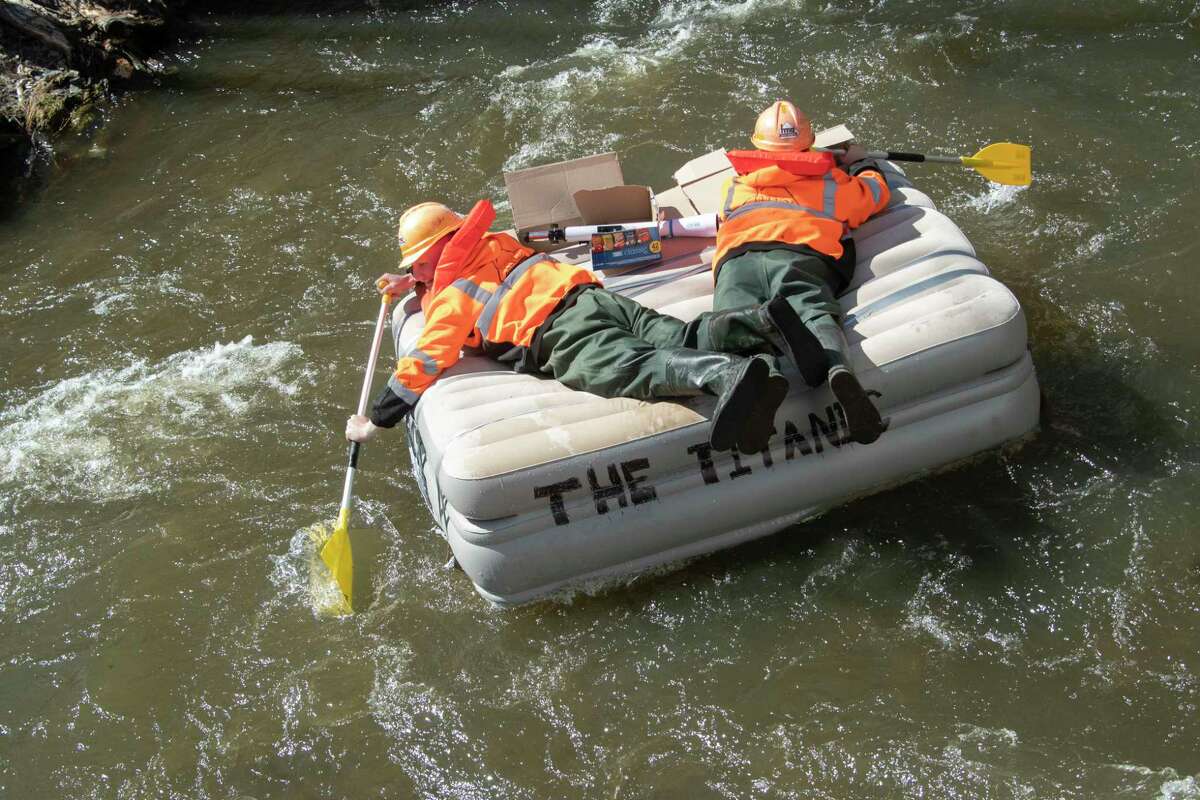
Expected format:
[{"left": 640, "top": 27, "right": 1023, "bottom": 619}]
[
  {"left": 828, "top": 365, "right": 888, "bottom": 445},
  {"left": 663, "top": 351, "right": 786, "bottom": 453},
  {"left": 764, "top": 297, "right": 829, "bottom": 386},
  {"left": 737, "top": 367, "right": 789, "bottom": 455}
]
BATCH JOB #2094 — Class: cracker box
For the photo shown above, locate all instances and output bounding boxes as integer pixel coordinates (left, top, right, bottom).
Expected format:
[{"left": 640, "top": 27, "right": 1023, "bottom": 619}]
[{"left": 590, "top": 225, "right": 663, "bottom": 270}]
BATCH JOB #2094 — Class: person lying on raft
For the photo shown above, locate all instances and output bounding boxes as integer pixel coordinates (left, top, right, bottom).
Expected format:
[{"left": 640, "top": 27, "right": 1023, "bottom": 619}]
[
  {"left": 713, "top": 100, "right": 892, "bottom": 444},
  {"left": 344, "top": 199, "right": 812, "bottom": 454}
]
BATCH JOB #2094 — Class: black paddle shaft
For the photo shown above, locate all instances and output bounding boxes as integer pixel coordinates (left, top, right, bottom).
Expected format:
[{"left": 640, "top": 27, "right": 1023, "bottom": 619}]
[{"left": 820, "top": 146, "right": 929, "bottom": 163}]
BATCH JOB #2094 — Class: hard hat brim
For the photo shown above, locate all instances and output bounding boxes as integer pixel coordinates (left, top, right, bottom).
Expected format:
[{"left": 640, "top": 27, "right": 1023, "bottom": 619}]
[
  {"left": 398, "top": 248, "right": 425, "bottom": 269},
  {"left": 397, "top": 220, "right": 465, "bottom": 268}
]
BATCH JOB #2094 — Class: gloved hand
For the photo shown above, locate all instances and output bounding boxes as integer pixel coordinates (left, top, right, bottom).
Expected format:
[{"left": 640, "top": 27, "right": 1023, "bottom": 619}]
[
  {"left": 346, "top": 414, "right": 379, "bottom": 443},
  {"left": 837, "top": 143, "right": 868, "bottom": 167},
  {"left": 375, "top": 273, "right": 415, "bottom": 297}
]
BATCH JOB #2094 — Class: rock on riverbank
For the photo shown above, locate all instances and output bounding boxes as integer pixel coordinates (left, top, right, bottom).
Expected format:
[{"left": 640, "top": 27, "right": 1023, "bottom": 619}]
[{"left": 0, "top": 0, "right": 187, "bottom": 200}]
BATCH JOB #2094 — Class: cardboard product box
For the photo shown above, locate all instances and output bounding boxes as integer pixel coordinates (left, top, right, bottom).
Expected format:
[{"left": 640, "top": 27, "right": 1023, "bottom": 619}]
[
  {"left": 589, "top": 225, "right": 662, "bottom": 270},
  {"left": 575, "top": 183, "right": 662, "bottom": 269},
  {"left": 503, "top": 153, "right": 658, "bottom": 255}
]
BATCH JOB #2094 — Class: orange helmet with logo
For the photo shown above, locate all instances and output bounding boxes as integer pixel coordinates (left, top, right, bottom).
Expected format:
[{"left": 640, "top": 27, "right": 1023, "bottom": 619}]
[
  {"left": 751, "top": 100, "right": 814, "bottom": 152},
  {"left": 397, "top": 202, "right": 464, "bottom": 270}
]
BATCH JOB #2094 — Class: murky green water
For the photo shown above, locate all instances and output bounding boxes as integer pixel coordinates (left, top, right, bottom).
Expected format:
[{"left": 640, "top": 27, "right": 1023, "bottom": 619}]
[{"left": 3, "top": 1, "right": 1199, "bottom": 796}]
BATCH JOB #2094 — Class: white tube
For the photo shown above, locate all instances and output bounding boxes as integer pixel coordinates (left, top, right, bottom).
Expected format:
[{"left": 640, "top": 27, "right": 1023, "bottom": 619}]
[
  {"left": 659, "top": 213, "right": 718, "bottom": 238},
  {"left": 557, "top": 214, "right": 719, "bottom": 243},
  {"left": 560, "top": 221, "right": 658, "bottom": 242}
]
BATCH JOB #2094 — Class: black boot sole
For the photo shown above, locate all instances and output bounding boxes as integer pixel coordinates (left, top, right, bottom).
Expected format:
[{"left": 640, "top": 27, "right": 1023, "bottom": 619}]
[
  {"left": 829, "top": 369, "right": 887, "bottom": 445},
  {"left": 737, "top": 374, "right": 789, "bottom": 454},
  {"left": 710, "top": 358, "right": 769, "bottom": 452},
  {"left": 766, "top": 297, "right": 828, "bottom": 387}
]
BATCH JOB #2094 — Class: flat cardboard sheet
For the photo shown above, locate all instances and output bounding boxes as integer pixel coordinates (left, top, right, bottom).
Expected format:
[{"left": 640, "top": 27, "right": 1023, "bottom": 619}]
[
  {"left": 654, "top": 185, "right": 697, "bottom": 218},
  {"left": 672, "top": 149, "right": 735, "bottom": 216},
  {"left": 681, "top": 171, "right": 732, "bottom": 215},
  {"left": 813, "top": 124, "right": 855, "bottom": 148},
  {"left": 672, "top": 149, "right": 733, "bottom": 185}
]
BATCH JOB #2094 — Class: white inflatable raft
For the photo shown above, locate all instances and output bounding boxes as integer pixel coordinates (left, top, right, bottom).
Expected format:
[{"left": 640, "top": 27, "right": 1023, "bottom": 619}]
[{"left": 393, "top": 157, "right": 1040, "bottom": 606}]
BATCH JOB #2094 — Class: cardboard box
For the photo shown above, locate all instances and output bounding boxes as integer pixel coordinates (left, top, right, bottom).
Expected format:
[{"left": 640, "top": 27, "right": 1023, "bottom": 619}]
[
  {"left": 504, "top": 152, "right": 624, "bottom": 230},
  {"left": 576, "top": 184, "right": 661, "bottom": 268},
  {"left": 503, "top": 152, "right": 657, "bottom": 253}
]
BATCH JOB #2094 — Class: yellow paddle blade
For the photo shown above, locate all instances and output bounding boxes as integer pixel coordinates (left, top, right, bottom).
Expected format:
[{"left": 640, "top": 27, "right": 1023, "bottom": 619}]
[
  {"left": 962, "top": 142, "right": 1032, "bottom": 186},
  {"left": 311, "top": 507, "right": 353, "bottom": 615}
]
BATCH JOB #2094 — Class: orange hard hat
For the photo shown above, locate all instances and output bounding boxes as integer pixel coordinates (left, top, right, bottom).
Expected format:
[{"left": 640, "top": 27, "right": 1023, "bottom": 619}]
[
  {"left": 751, "top": 100, "right": 814, "bottom": 152},
  {"left": 397, "top": 202, "right": 465, "bottom": 269}
]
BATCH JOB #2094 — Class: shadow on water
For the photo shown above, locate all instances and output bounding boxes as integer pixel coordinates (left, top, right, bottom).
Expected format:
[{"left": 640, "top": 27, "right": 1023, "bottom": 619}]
[{"left": 1020, "top": 282, "right": 1199, "bottom": 470}]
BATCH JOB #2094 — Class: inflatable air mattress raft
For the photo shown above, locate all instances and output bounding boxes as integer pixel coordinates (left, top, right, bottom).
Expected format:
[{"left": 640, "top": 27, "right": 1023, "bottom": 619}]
[{"left": 393, "top": 154, "right": 1040, "bottom": 606}]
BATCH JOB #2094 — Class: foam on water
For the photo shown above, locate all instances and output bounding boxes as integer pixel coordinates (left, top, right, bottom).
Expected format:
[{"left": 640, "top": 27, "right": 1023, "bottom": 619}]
[
  {"left": 268, "top": 524, "right": 350, "bottom": 618},
  {"left": 490, "top": 35, "right": 652, "bottom": 172},
  {"left": 590, "top": 0, "right": 799, "bottom": 29},
  {"left": 903, "top": 552, "right": 974, "bottom": 650},
  {"left": 1110, "top": 765, "right": 1200, "bottom": 800},
  {"left": 1161, "top": 778, "right": 1200, "bottom": 800},
  {"left": 962, "top": 182, "right": 1027, "bottom": 213},
  {"left": 485, "top": 0, "right": 794, "bottom": 174},
  {"left": 0, "top": 336, "right": 308, "bottom": 504}
]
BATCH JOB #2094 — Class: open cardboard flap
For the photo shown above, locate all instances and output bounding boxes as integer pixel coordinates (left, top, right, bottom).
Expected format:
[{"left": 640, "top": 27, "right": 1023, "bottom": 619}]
[{"left": 573, "top": 185, "right": 653, "bottom": 225}]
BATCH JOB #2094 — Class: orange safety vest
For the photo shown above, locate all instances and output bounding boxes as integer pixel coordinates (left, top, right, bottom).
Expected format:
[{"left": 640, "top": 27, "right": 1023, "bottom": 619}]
[
  {"left": 387, "top": 230, "right": 600, "bottom": 405},
  {"left": 713, "top": 163, "right": 891, "bottom": 275}
]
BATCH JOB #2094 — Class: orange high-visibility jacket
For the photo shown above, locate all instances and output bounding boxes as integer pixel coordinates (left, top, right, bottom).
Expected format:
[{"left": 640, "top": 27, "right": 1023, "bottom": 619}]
[
  {"left": 713, "top": 163, "right": 890, "bottom": 275},
  {"left": 371, "top": 231, "right": 600, "bottom": 427}
]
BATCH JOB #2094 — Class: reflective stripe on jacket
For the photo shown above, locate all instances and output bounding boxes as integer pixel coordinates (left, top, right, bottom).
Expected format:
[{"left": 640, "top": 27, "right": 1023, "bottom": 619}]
[
  {"left": 713, "top": 163, "right": 890, "bottom": 274},
  {"left": 374, "top": 232, "right": 600, "bottom": 425}
]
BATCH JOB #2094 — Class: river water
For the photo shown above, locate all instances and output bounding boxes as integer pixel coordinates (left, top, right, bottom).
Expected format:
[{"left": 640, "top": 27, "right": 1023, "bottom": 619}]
[{"left": 2, "top": 1, "right": 1199, "bottom": 797}]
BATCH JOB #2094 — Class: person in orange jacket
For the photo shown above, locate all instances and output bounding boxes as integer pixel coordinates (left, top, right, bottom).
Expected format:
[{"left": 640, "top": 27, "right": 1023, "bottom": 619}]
[
  {"left": 711, "top": 100, "right": 892, "bottom": 444},
  {"left": 344, "top": 199, "right": 806, "bottom": 454}
]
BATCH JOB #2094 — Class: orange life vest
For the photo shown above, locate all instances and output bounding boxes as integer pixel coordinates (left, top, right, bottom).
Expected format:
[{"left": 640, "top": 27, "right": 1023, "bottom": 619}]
[
  {"left": 725, "top": 149, "right": 835, "bottom": 176},
  {"left": 713, "top": 163, "right": 890, "bottom": 275},
  {"left": 429, "top": 199, "right": 497, "bottom": 298},
  {"left": 388, "top": 230, "right": 600, "bottom": 405}
]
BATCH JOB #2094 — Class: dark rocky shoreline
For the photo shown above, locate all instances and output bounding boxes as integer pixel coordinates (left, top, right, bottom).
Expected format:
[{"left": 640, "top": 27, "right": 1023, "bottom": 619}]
[{"left": 0, "top": 0, "right": 198, "bottom": 203}]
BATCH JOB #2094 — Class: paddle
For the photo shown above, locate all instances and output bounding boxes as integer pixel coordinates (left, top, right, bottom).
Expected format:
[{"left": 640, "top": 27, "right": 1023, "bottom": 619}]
[
  {"left": 312, "top": 292, "right": 393, "bottom": 615},
  {"left": 819, "top": 142, "right": 1032, "bottom": 186}
]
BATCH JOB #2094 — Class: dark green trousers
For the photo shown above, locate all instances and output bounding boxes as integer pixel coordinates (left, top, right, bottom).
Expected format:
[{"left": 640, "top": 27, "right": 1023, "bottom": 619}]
[
  {"left": 714, "top": 248, "right": 851, "bottom": 372},
  {"left": 536, "top": 287, "right": 778, "bottom": 400}
]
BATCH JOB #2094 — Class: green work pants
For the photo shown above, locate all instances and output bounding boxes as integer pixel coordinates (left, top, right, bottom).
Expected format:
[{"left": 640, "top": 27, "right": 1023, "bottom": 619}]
[
  {"left": 536, "top": 287, "right": 775, "bottom": 400},
  {"left": 714, "top": 248, "right": 851, "bottom": 373}
]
